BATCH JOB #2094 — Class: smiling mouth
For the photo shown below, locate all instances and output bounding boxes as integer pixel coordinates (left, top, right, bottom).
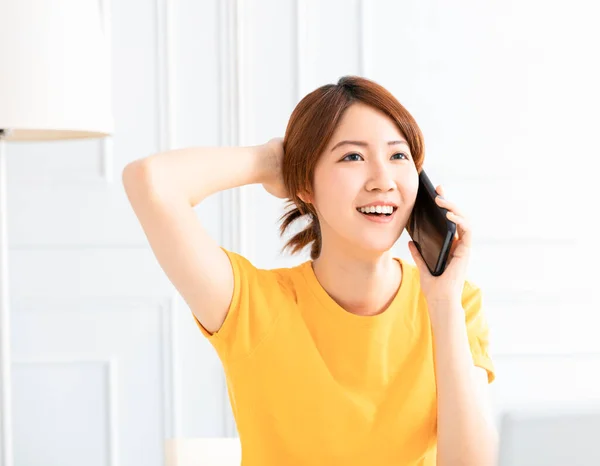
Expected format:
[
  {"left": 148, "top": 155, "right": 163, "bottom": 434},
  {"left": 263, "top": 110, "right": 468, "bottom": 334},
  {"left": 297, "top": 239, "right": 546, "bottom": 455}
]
[{"left": 356, "top": 207, "right": 398, "bottom": 217}]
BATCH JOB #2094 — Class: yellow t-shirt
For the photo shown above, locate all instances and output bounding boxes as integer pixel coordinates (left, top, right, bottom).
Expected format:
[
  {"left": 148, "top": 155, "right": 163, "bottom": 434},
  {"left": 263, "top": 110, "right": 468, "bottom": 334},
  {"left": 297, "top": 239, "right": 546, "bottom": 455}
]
[{"left": 193, "top": 248, "right": 495, "bottom": 466}]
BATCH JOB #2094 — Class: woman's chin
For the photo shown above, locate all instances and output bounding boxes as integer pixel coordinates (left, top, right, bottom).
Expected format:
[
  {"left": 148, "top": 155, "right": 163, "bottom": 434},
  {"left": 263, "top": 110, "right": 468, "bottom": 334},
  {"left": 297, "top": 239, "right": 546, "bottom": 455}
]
[
  {"left": 323, "top": 222, "right": 401, "bottom": 254},
  {"left": 350, "top": 236, "right": 398, "bottom": 255}
]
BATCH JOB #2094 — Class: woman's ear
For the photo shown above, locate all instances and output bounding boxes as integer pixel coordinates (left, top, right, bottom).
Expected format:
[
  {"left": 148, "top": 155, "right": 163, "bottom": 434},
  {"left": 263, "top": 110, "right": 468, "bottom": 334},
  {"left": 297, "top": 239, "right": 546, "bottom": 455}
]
[{"left": 298, "top": 191, "right": 312, "bottom": 205}]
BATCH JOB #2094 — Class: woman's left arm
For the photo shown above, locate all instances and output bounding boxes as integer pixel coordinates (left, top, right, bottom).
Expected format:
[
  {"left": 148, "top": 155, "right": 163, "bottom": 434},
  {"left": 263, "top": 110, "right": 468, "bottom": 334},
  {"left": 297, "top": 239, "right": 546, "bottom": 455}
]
[
  {"left": 429, "top": 303, "right": 498, "bottom": 466},
  {"left": 407, "top": 184, "right": 498, "bottom": 466}
]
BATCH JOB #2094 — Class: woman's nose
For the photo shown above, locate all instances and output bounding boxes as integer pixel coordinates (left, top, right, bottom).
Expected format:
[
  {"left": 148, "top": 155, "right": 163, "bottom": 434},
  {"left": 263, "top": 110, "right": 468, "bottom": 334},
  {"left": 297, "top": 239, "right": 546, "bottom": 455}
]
[{"left": 365, "top": 164, "right": 396, "bottom": 192}]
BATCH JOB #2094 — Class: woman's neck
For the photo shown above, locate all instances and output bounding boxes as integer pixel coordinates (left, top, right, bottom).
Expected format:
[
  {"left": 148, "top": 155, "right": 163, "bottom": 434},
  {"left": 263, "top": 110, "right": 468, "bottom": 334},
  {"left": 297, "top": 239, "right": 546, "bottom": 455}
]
[{"left": 311, "top": 246, "right": 402, "bottom": 316}]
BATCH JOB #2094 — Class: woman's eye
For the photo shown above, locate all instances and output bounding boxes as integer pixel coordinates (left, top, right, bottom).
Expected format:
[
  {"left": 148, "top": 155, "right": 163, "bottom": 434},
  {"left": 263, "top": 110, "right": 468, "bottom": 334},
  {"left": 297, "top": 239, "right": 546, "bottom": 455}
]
[
  {"left": 342, "top": 153, "right": 363, "bottom": 161},
  {"left": 341, "top": 152, "right": 409, "bottom": 162}
]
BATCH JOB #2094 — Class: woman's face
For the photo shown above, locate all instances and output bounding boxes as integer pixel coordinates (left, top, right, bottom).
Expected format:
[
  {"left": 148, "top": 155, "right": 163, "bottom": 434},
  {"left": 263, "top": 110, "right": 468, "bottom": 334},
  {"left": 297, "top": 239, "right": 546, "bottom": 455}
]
[{"left": 307, "top": 102, "right": 419, "bottom": 256}]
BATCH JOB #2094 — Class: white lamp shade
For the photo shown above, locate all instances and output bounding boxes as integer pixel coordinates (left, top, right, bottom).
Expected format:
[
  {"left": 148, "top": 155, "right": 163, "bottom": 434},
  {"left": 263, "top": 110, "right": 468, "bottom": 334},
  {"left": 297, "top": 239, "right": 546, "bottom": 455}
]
[{"left": 0, "top": 0, "right": 114, "bottom": 141}]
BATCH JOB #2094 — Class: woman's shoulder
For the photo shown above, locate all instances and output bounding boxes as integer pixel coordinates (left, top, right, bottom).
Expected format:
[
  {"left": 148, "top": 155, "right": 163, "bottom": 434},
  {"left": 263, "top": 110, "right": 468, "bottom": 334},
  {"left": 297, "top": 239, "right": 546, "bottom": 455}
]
[{"left": 221, "top": 248, "right": 308, "bottom": 297}]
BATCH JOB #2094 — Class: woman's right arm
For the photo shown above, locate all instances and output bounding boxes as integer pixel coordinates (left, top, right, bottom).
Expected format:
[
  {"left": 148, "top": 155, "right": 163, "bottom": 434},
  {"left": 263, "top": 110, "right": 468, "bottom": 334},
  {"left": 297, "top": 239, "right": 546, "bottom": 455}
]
[{"left": 122, "top": 140, "right": 284, "bottom": 334}]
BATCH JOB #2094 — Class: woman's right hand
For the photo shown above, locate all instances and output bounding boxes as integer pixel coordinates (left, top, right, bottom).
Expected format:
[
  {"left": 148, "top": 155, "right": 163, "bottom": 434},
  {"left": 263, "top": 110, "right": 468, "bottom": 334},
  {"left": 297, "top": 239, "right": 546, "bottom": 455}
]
[{"left": 260, "top": 137, "right": 288, "bottom": 199}]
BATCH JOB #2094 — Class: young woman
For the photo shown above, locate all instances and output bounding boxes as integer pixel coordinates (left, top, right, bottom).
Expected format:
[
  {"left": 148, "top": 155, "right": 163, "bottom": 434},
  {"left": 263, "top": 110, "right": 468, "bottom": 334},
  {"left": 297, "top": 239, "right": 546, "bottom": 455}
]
[{"left": 123, "top": 76, "right": 497, "bottom": 466}]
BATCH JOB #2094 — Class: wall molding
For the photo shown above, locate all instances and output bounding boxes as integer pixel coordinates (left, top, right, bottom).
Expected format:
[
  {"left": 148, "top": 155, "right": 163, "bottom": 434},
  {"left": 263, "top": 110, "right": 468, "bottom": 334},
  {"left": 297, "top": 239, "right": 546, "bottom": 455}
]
[
  {"left": 13, "top": 358, "right": 120, "bottom": 466},
  {"left": 216, "top": 0, "right": 254, "bottom": 437},
  {"left": 294, "top": 0, "right": 319, "bottom": 101},
  {"left": 154, "top": 0, "right": 180, "bottom": 441},
  {"left": 160, "top": 293, "right": 180, "bottom": 440},
  {"left": 294, "top": 0, "right": 307, "bottom": 101},
  {"left": 156, "top": 0, "right": 175, "bottom": 154},
  {"left": 13, "top": 295, "right": 178, "bottom": 454},
  {"left": 358, "top": 0, "right": 372, "bottom": 77},
  {"left": 99, "top": 0, "right": 114, "bottom": 183}
]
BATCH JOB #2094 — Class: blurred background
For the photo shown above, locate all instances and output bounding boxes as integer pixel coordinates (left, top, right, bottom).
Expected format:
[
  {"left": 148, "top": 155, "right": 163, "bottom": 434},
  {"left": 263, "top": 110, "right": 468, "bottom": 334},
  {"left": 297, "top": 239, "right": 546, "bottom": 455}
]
[{"left": 2, "top": 0, "right": 600, "bottom": 465}]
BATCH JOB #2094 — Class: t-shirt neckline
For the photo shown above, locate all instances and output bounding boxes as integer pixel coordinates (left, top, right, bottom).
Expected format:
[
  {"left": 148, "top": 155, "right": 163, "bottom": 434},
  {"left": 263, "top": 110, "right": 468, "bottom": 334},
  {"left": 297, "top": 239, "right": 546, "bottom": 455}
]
[{"left": 299, "top": 257, "right": 411, "bottom": 326}]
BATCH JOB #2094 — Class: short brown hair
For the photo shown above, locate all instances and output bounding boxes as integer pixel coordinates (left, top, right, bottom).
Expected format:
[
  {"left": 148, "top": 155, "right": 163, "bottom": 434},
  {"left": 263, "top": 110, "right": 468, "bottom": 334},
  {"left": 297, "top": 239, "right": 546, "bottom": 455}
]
[{"left": 279, "top": 76, "right": 425, "bottom": 259}]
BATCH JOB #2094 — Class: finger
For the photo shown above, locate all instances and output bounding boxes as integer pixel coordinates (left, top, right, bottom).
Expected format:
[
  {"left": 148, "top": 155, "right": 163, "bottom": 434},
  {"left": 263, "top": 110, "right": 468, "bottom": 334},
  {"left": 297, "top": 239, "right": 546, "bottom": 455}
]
[
  {"left": 408, "top": 241, "right": 430, "bottom": 275},
  {"left": 450, "top": 237, "right": 459, "bottom": 256},
  {"left": 446, "top": 211, "right": 472, "bottom": 248},
  {"left": 436, "top": 185, "right": 445, "bottom": 197},
  {"left": 434, "top": 194, "right": 465, "bottom": 239},
  {"left": 435, "top": 195, "right": 465, "bottom": 218}
]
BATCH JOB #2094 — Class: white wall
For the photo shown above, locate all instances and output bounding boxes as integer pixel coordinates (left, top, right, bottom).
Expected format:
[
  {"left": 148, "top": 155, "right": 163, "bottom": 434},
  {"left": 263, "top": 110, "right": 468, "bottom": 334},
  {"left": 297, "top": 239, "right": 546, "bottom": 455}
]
[{"left": 6, "top": 0, "right": 600, "bottom": 464}]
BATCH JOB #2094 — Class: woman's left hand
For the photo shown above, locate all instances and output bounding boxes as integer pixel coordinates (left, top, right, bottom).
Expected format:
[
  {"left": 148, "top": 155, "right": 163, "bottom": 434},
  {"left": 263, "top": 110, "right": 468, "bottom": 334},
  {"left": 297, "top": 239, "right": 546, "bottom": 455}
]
[{"left": 408, "top": 185, "right": 471, "bottom": 312}]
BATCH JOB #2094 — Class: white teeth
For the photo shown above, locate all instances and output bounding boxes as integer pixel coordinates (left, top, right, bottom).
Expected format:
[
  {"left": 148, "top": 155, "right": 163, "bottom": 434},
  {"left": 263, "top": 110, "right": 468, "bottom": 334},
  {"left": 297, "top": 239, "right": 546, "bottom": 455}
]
[{"left": 358, "top": 205, "right": 394, "bottom": 214}]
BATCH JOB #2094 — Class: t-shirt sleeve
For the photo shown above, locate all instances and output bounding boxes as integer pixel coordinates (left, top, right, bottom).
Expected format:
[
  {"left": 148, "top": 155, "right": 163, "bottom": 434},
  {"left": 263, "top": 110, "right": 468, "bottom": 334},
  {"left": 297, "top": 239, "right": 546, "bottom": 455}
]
[
  {"left": 461, "top": 281, "right": 496, "bottom": 384},
  {"left": 191, "top": 248, "right": 287, "bottom": 362}
]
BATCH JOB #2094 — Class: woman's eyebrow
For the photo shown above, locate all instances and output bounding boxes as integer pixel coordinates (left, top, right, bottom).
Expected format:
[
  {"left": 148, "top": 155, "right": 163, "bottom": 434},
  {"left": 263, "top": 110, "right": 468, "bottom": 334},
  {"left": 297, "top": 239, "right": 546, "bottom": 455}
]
[{"left": 330, "top": 140, "right": 409, "bottom": 152}]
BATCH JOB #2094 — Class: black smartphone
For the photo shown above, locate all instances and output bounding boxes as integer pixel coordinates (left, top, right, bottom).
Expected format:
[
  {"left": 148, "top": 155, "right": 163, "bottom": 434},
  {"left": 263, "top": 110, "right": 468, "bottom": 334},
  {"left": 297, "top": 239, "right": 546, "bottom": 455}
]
[{"left": 406, "top": 170, "right": 457, "bottom": 276}]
